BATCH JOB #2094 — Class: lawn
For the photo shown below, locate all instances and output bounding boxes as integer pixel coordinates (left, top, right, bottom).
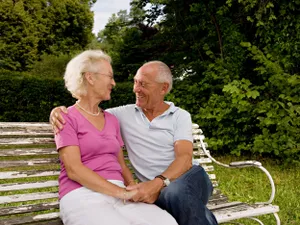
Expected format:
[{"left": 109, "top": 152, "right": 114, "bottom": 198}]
[{"left": 213, "top": 155, "right": 300, "bottom": 225}]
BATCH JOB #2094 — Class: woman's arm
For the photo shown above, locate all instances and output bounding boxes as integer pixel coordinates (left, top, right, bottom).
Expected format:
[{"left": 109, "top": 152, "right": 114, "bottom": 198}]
[
  {"left": 59, "top": 146, "right": 136, "bottom": 199},
  {"left": 117, "top": 148, "right": 136, "bottom": 186}
]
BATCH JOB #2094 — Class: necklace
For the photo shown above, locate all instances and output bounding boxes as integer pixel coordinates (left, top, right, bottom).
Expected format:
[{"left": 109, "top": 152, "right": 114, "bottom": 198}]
[{"left": 75, "top": 101, "right": 101, "bottom": 116}]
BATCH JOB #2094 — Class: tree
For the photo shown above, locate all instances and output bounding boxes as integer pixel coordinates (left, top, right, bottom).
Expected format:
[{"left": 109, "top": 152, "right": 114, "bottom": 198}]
[
  {"left": 98, "top": 0, "right": 300, "bottom": 161},
  {"left": 0, "top": 0, "right": 95, "bottom": 71}
]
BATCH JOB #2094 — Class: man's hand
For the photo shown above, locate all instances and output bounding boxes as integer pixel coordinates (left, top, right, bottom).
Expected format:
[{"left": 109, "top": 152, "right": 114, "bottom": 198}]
[
  {"left": 49, "top": 106, "right": 68, "bottom": 134},
  {"left": 126, "top": 178, "right": 164, "bottom": 203}
]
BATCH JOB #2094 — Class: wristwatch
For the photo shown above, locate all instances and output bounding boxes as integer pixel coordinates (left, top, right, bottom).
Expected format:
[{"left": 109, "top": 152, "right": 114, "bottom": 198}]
[{"left": 155, "top": 175, "right": 170, "bottom": 187}]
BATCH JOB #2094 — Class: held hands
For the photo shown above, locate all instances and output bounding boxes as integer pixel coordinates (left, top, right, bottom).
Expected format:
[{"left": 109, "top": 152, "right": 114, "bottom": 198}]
[
  {"left": 121, "top": 188, "right": 138, "bottom": 204},
  {"left": 126, "top": 179, "right": 164, "bottom": 203},
  {"left": 49, "top": 106, "right": 68, "bottom": 134}
]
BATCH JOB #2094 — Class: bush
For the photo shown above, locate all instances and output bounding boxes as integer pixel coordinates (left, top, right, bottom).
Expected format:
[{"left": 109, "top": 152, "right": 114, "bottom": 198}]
[
  {"left": 29, "top": 53, "right": 73, "bottom": 79},
  {"left": 0, "top": 76, "right": 135, "bottom": 122}
]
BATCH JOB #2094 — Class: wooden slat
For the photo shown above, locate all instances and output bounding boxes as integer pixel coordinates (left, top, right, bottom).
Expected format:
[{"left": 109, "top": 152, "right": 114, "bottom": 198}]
[
  {"left": 0, "top": 170, "right": 59, "bottom": 179},
  {"left": 193, "top": 149, "right": 209, "bottom": 156},
  {"left": 208, "top": 193, "right": 229, "bottom": 205},
  {"left": 0, "top": 192, "right": 58, "bottom": 204},
  {"left": 212, "top": 204, "right": 280, "bottom": 223},
  {"left": 0, "top": 132, "right": 53, "bottom": 137},
  {"left": 193, "top": 158, "right": 212, "bottom": 164},
  {"left": 0, "top": 137, "right": 54, "bottom": 146},
  {"left": 208, "top": 174, "right": 216, "bottom": 180},
  {"left": 193, "top": 142, "right": 208, "bottom": 148},
  {"left": 0, "top": 158, "right": 59, "bottom": 168},
  {"left": 0, "top": 212, "right": 60, "bottom": 225},
  {"left": 193, "top": 134, "right": 205, "bottom": 141},
  {"left": 201, "top": 165, "right": 214, "bottom": 172},
  {"left": 0, "top": 122, "right": 52, "bottom": 132},
  {"left": 0, "top": 202, "right": 59, "bottom": 217},
  {"left": 192, "top": 128, "right": 203, "bottom": 134},
  {"left": 0, "top": 148, "right": 57, "bottom": 157},
  {"left": 208, "top": 201, "right": 244, "bottom": 210},
  {"left": 28, "top": 219, "right": 63, "bottom": 225},
  {"left": 0, "top": 180, "right": 58, "bottom": 191}
]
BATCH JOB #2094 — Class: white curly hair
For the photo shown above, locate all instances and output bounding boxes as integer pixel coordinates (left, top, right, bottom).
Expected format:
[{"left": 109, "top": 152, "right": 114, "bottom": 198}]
[{"left": 64, "top": 50, "right": 111, "bottom": 99}]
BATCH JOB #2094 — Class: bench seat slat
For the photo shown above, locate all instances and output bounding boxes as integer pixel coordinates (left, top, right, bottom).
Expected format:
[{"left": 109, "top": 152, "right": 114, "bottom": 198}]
[
  {"left": 0, "top": 212, "right": 60, "bottom": 225},
  {"left": 193, "top": 142, "right": 208, "bottom": 148},
  {"left": 0, "top": 158, "right": 59, "bottom": 168},
  {"left": 200, "top": 165, "right": 214, "bottom": 172},
  {"left": 0, "top": 148, "right": 57, "bottom": 156},
  {"left": 211, "top": 203, "right": 279, "bottom": 223},
  {"left": 208, "top": 193, "right": 228, "bottom": 204},
  {"left": 0, "top": 138, "right": 54, "bottom": 146},
  {"left": 0, "top": 192, "right": 58, "bottom": 204},
  {"left": 193, "top": 150, "right": 210, "bottom": 156},
  {"left": 0, "top": 180, "right": 58, "bottom": 191},
  {"left": 0, "top": 202, "right": 59, "bottom": 217},
  {"left": 193, "top": 158, "right": 212, "bottom": 164},
  {"left": 0, "top": 122, "right": 51, "bottom": 128},
  {"left": 0, "top": 132, "right": 53, "bottom": 137},
  {"left": 0, "top": 170, "right": 59, "bottom": 179}
]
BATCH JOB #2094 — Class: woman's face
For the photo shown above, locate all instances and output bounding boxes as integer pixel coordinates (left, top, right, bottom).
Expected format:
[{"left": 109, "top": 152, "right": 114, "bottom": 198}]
[{"left": 90, "top": 60, "right": 116, "bottom": 101}]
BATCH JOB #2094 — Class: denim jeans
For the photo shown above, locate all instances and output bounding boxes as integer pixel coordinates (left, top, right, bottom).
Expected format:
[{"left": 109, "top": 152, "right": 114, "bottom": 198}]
[{"left": 155, "top": 165, "right": 218, "bottom": 225}]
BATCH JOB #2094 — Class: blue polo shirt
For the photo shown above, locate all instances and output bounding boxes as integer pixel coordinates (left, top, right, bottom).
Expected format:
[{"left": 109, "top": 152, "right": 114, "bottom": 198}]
[{"left": 106, "top": 102, "right": 193, "bottom": 182}]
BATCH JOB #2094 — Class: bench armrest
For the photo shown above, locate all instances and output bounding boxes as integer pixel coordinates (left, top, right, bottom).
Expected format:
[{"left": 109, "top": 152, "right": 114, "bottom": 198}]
[
  {"left": 228, "top": 160, "right": 276, "bottom": 205},
  {"left": 192, "top": 125, "right": 276, "bottom": 205},
  {"left": 229, "top": 160, "right": 262, "bottom": 168}
]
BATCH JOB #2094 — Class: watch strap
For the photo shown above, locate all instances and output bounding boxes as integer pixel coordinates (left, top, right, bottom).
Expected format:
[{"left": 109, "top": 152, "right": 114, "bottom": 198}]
[{"left": 155, "top": 175, "right": 167, "bottom": 187}]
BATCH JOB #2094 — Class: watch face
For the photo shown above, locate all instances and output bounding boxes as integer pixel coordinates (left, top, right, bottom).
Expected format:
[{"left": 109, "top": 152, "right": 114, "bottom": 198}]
[{"left": 164, "top": 178, "right": 171, "bottom": 186}]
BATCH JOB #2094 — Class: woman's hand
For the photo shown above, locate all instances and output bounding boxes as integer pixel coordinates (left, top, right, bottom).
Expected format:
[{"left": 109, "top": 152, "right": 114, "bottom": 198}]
[{"left": 122, "top": 189, "right": 138, "bottom": 203}]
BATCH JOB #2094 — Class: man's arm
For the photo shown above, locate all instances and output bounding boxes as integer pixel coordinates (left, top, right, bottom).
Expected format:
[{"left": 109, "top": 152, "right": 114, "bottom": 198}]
[{"left": 160, "top": 140, "right": 193, "bottom": 180}]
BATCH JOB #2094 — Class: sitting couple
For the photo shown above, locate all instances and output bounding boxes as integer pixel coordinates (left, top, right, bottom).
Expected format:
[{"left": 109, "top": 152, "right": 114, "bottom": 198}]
[{"left": 51, "top": 50, "right": 218, "bottom": 225}]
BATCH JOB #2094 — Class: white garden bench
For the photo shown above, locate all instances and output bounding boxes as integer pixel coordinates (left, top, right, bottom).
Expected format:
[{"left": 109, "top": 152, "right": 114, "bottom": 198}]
[{"left": 0, "top": 122, "right": 280, "bottom": 225}]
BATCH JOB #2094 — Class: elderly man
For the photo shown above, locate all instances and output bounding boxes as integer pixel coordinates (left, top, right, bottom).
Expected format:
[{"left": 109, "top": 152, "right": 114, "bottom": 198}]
[{"left": 50, "top": 61, "right": 218, "bottom": 225}]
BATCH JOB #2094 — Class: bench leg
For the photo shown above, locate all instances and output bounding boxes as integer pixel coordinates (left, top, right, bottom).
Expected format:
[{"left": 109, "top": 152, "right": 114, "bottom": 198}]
[{"left": 273, "top": 212, "right": 281, "bottom": 225}]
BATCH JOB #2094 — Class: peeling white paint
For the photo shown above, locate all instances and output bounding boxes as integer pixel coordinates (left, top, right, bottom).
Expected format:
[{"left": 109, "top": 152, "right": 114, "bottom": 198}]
[
  {"left": 0, "top": 192, "right": 58, "bottom": 204},
  {"left": 0, "top": 180, "right": 58, "bottom": 191},
  {"left": 0, "top": 171, "right": 59, "bottom": 179},
  {"left": 33, "top": 212, "right": 60, "bottom": 220}
]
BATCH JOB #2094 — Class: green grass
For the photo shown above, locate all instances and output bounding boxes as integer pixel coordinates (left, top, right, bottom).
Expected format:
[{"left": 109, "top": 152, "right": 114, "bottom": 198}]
[{"left": 214, "top": 155, "right": 300, "bottom": 225}]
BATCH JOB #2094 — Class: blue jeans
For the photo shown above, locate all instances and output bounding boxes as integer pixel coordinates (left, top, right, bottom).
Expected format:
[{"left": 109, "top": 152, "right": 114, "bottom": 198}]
[{"left": 155, "top": 165, "right": 218, "bottom": 225}]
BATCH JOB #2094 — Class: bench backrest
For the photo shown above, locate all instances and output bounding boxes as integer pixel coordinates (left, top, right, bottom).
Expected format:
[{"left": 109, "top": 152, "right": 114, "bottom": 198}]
[{"left": 0, "top": 122, "right": 224, "bottom": 225}]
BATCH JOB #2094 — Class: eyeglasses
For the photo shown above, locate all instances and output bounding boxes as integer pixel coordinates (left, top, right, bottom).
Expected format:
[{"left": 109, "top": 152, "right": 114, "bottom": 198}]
[
  {"left": 95, "top": 72, "right": 114, "bottom": 80},
  {"left": 82, "top": 72, "right": 114, "bottom": 80}
]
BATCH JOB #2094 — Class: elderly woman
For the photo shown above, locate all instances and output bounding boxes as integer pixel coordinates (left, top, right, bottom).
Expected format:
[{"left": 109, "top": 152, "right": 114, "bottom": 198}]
[{"left": 55, "top": 50, "right": 177, "bottom": 225}]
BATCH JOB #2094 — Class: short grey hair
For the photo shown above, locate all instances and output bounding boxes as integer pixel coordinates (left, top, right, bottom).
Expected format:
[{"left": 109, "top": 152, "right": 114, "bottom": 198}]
[
  {"left": 64, "top": 50, "right": 111, "bottom": 99},
  {"left": 143, "top": 61, "right": 173, "bottom": 93}
]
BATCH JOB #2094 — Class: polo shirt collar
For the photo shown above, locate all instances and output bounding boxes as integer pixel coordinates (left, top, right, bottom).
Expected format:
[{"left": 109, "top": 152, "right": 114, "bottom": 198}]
[{"left": 135, "top": 101, "right": 178, "bottom": 115}]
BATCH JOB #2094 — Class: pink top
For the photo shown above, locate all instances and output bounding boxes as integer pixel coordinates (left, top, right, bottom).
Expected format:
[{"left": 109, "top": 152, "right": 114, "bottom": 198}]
[{"left": 55, "top": 105, "right": 124, "bottom": 199}]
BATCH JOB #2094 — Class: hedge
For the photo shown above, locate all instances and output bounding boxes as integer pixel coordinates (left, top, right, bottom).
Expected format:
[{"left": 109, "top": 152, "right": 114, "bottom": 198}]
[{"left": 0, "top": 75, "right": 135, "bottom": 122}]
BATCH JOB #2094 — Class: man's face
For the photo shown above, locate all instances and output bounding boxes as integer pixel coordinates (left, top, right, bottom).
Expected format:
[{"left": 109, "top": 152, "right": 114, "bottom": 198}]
[{"left": 133, "top": 66, "right": 166, "bottom": 109}]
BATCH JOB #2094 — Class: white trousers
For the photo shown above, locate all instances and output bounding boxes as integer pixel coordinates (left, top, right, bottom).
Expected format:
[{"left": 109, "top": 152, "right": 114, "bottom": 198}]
[{"left": 60, "top": 180, "right": 178, "bottom": 225}]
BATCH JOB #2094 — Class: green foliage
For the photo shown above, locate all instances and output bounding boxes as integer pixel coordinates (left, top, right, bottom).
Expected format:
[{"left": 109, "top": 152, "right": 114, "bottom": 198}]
[
  {"left": 103, "top": 0, "right": 299, "bottom": 162},
  {"left": 0, "top": 76, "right": 135, "bottom": 122},
  {"left": 29, "top": 53, "right": 73, "bottom": 79},
  {"left": 0, "top": 0, "right": 95, "bottom": 71},
  {"left": 0, "top": 75, "right": 74, "bottom": 122}
]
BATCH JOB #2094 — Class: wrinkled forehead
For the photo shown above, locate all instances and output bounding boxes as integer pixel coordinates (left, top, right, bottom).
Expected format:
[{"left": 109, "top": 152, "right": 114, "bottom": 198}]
[{"left": 134, "top": 65, "right": 157, "bottom": 82}]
